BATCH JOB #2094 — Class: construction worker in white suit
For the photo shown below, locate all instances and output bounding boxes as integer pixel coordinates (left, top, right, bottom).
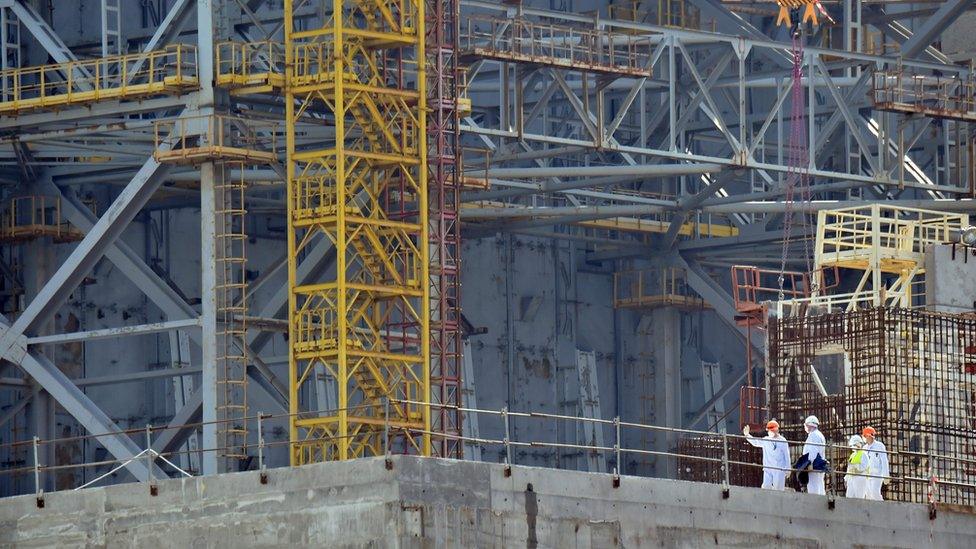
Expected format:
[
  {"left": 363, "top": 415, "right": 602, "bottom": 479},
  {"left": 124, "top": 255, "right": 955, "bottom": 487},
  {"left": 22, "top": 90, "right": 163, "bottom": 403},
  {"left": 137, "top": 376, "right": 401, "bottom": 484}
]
[
  {"left": 862, "top": 426, "right": 890, "bottom": 500},
  {"left": 845, "top": 435, "right": 868, "bottom": 498},
  {"left": 743, "top": 419, "right": 791, "bottom": 490},
  {"left": 801, "top": 415, "right": 827, "bottom": 495}
]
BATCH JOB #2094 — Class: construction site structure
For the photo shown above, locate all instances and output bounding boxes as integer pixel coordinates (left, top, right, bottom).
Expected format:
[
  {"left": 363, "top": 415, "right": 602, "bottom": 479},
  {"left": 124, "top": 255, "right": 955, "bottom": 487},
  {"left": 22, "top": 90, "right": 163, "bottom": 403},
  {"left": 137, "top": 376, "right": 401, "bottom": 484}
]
[
  {"left": 284, "top": 0, "right": 431, "bottom": 463},
  {"left": 427, "top": 0, "right": 465, "bottom": 458}
]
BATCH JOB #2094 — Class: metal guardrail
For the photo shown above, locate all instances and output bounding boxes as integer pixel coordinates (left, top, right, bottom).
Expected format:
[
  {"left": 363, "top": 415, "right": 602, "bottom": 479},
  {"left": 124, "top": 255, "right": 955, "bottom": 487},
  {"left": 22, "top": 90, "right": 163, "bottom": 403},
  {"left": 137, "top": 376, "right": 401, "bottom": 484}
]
[
  {"left": 872, "top": 70, "right": 976, "bottom": 122},
  {"left": 0, "top": 44, "right": 199, "bottom": 114},
  {"left": 152, "top": 114, "right": 279, "bottom": 165},
  {"left": 1, "top": 399, "right": 972, "bottom": 512},
  {"left": 461, "top": 15, "right": 654, "bottom": 77}
]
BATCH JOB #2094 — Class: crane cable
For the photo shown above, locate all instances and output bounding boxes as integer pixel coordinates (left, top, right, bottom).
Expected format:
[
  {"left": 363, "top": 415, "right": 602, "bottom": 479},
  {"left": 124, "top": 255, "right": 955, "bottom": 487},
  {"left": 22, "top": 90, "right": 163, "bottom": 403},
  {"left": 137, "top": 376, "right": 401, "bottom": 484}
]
[{"left": 778, "top": 30, "right": 814, "bottom": 300}]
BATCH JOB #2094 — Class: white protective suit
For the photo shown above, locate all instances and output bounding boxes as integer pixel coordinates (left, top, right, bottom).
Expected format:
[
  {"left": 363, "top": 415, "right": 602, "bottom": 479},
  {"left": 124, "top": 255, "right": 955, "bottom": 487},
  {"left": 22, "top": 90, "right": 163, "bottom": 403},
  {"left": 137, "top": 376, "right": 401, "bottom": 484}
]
[
  {"left": 746, "top": 433, "right": 791, "bottom": 490},
  {"left": 863, "top": 439, "right": 889, "bottom": 500},
  {"left": 845, "top": 441, "right": 868, "bottom": 499},
  {"left": 803, "top": 428, "right": 827, "bottom": 495}
]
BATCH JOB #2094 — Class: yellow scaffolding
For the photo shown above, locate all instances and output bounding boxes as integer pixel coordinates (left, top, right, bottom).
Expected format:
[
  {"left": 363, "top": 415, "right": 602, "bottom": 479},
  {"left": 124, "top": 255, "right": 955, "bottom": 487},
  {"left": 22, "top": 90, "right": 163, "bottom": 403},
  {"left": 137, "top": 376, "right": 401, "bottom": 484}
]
[
  {"left": 285, "top": 0, "right": 430, "bottom": 463},
  {"left": 0, "top": 44, "right": 198, "bottom": 114},
  {"left": 806, "top": 204, "right": 969, "bottom": 311}
]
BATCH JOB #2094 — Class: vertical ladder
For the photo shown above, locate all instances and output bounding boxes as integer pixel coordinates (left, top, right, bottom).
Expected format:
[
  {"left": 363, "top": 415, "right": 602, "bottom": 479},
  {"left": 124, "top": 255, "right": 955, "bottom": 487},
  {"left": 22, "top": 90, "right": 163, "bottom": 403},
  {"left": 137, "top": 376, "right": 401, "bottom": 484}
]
[
  {"left": 215, "top": 163, "right": 248, "bottom": 466},
  {"left": 460, "top": 339, "right": 481, "bottom": 461},
  {"left": 576, "top": 349, "right": 607, "bottom": 473},
  {"left": 1, "top": 8, "right": 20, "bottom": 103},
  {"left": 169, "top": 330, "right": 200, "bottom": 473},
  {"left": 5, "top": 1, "right": 93, "bottom": 84},
  {"left": 100, "top": 0, "right": 122, "bottom": 57},
  {"left": 700, "top": 360, "right": 726, "bottom": 432}
]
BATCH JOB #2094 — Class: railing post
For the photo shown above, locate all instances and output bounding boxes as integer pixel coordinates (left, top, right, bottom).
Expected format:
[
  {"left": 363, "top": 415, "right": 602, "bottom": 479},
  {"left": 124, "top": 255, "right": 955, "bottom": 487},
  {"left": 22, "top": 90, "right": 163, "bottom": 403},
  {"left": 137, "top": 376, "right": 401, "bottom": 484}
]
[
  {"left": 146, "top": 424, "right": 157, "bottom": 496},
  {"left": 612, "top": 416, "right": 621, "bottom": 488},
  {"left": 32, "top": 436, "right": 44, "bottom": 507},
  {"left": 721, "top": 432, "right": 730, "bottom": 499},
  {"left": 928, "top": 451, "right": 937, "bottom": 520},
  {"left": 828, "top": 442, "right": 837, "bottom": 509},
  {"left": 258, "top": 412, "right": 268, "bottom": 484},
  {"left": 502, "top": 406, "right": 512, "bottom": 477},
  {"left": 384, "top": 397, "right": 392, "bottom": 470}
]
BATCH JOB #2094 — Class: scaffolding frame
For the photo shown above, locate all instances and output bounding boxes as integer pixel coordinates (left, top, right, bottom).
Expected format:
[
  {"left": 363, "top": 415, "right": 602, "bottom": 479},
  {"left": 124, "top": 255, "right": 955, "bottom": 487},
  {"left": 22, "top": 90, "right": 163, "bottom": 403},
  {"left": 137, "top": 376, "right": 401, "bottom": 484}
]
[{"left": 285, "top": 0, "right": 432, "bottom": 463}]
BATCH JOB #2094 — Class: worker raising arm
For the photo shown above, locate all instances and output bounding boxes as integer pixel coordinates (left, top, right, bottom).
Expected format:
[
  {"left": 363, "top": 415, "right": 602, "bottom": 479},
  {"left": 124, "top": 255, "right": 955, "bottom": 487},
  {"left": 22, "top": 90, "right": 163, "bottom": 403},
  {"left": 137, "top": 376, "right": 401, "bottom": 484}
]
[{"left": 743, "top": 420, "right": 791, "bottom": 490}]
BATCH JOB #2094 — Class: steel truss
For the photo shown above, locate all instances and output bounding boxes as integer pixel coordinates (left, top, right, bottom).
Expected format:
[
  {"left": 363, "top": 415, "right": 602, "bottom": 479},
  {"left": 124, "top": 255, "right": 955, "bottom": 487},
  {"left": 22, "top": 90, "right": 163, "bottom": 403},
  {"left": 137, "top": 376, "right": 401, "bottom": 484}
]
[
  {"left": 427, "top": 0, "right": 464, "bottom": 458},
  {"left": 458, "top": 2, "right": 975, "bottom": 238},
  {"left": 284, "top": 0, "right": 431, "bottom": 463}
]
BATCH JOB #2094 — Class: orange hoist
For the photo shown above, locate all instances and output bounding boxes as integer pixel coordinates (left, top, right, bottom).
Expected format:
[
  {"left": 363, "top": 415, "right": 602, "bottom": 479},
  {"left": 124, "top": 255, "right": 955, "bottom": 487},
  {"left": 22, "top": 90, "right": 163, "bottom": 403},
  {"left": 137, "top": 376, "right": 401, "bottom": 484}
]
[{"left": 775, "top": 0, "right": 832, "bottom": 31}]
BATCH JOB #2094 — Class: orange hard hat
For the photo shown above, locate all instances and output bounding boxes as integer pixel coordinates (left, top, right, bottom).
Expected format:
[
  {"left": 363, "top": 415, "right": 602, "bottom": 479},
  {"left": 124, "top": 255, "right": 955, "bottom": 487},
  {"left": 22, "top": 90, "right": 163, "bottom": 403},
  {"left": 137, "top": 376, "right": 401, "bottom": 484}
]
[
  {"left": 862, "top": 426, "right": 876, "bottom": 437},
  {"left": 766, "top": 420, "right": 780, "bottom": 430}
]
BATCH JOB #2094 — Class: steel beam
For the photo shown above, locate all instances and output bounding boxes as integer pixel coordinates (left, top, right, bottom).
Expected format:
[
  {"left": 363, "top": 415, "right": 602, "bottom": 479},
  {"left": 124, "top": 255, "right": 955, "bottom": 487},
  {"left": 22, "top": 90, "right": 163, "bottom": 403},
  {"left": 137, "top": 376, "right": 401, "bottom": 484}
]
[
  {"left": 0, "top": 392, "right": 30, "bottom": 429},
  {"left": 27, "top": 318, "right": 201, "bottom": 346},
  {"left": 0, "top": 154, "right": 171, "bottom": 358},
  {"left": 0, "top": 316, "right": 166, "bottom": 481},
  {"left": 900, "top": 0, "right": 974, "bottom": 59}
]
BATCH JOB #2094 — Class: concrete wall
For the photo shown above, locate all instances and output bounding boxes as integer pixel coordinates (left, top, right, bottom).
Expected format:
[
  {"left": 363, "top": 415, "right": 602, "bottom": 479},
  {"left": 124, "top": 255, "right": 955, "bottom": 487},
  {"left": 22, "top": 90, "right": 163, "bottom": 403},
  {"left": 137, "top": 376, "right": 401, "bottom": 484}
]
[{"left": 3, "top": 455, "right": 975, "bottom": 548}]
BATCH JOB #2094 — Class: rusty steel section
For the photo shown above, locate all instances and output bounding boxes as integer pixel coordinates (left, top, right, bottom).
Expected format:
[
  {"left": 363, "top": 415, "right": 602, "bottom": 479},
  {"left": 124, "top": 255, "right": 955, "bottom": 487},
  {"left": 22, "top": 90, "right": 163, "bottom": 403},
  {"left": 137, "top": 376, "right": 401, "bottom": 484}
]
[
  {"left": 460, "top": 15, "right": 654, "bottom": 77},
  {"left": 426, "top": 0, "right": 465, "bottom": 459},
  {"left": 768, "top": 307, "right": 976, "bottom": 505},
  {"left": 872, "top": 69, "right": 976, "bottom": 123}
]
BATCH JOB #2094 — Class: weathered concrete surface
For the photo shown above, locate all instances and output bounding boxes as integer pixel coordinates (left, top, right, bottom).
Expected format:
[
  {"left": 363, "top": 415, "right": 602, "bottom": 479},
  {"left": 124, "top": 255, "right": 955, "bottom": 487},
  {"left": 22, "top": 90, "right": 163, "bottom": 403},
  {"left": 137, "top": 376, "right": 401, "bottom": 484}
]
[{"left": 1, "top": 456, "right": 975, "bottom": 548}]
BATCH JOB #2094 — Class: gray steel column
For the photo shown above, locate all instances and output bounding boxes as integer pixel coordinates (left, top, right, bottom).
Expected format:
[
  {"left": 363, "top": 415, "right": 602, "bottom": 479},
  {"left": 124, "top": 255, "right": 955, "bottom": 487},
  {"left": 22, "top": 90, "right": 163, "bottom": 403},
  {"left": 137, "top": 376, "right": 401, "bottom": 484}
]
[
  {"left": 197, "top": 0, "right": 219, "bottom": 475},
  {"left": 652, "top": 307, "right": 681, "bottom": 479},
  {"left": 200, "top": 163, "right": 218, "bottom": 476}
]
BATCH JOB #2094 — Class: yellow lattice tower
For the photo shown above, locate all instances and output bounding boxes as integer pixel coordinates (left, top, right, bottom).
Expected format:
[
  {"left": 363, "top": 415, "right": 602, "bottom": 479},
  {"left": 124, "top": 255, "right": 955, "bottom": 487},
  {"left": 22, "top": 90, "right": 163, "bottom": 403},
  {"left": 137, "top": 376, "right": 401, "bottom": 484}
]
[{"left": 284, "top": 0, "right": 430, "bottom": 463}]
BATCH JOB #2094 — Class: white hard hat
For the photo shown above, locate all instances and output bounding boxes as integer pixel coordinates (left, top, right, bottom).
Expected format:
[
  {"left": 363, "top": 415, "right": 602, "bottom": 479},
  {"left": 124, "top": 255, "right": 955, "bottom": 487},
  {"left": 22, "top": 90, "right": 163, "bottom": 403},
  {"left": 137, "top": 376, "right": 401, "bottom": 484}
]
[
  {"left": 848, "top": 435, "right": 864, "bottom": 447},
  {"left": 804, "top": 415, "right": 820, "bottom": 426}
]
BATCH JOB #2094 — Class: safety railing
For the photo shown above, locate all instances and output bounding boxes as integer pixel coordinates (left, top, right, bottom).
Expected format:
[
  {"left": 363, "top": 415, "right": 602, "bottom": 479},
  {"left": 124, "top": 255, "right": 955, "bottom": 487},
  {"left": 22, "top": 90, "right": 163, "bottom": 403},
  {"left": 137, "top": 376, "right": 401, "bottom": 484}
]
[
  {"left": 0, "top": 44, "right": 199, "bottom": 114},
  {"left": 460, "top": 15, "right": 654, "bottom": 77},
  {"left": 816, "top": 205, "right": 969, "bottom": 267},
  {"left": 216, "top": 41, "right": 286, "bottom": 92},
  {"left": 872, "top": 69, "right": 976, "bottom": 122},
  {"left": 0, "top": 195, "right": 84, "bottom": 244},
  {"left": 613, "top": 267, "right": 705, "bottom": 310},
  {"left": 2, "top": 399, "right": 974, "bottom": 512},
  {"left": 153, "top": 114, "right": 279, "bottom": 165},
  {"left": 731, "top": 265, "right": 811, "bottom": 319}
]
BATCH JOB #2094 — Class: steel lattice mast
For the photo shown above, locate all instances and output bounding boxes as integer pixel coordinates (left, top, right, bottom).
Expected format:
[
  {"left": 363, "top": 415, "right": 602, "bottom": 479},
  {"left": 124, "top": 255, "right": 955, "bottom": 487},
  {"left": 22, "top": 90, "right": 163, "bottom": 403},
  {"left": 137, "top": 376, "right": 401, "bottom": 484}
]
[
  {"left": 285, "top": 0, "right": 431, "bottom": 463},
  {"left": 426, "top": 0, "right": 464, "bottom": 458}
]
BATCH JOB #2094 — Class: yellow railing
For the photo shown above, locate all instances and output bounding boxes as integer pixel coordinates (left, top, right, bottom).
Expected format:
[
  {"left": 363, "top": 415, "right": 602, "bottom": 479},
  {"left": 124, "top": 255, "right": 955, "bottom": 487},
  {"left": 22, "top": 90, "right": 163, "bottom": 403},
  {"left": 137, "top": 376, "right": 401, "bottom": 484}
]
[
  {"left": 0, "top": 44, "right": 198, "bottom": 114},
  {"left": 817, "top": 205, "right": 968, "bottom": 267},
  {"left": 613, "top": 267, "right": 705, "bottom": 309},
  {"left": 216, "top": 40, "right": 285, "bottom": 92},
  {"left": 0, "top": 196, "right": 83, "bottom": 243},
  {"left": 153, "top": 114, "right": 279, "bottom": 165}
]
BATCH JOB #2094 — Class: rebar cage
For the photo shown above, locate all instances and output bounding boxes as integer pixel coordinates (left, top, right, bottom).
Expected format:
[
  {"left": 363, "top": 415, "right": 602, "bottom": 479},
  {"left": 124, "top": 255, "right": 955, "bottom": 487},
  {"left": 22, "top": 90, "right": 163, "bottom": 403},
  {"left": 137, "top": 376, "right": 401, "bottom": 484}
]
[{"left": 769, "top": 307, "right": 976, "bottom": 505}]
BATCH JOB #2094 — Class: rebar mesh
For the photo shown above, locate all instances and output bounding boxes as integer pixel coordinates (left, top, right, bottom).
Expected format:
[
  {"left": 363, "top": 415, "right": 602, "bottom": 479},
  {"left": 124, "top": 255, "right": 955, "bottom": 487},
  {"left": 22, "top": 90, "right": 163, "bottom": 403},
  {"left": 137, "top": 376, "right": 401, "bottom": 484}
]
[{"left": 769, "top": 307, "right": 976, "bottom": 505}]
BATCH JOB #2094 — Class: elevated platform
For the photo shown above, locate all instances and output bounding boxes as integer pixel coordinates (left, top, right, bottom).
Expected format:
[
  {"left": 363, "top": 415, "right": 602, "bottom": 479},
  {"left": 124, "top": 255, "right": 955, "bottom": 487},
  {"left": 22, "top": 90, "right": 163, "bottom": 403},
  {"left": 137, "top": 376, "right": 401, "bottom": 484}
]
[
  {"left": 0, "top": 196, "right": 83, "bottom": 244},
  {"left": 460, "top": 15, "right": 654, "bottom": 77},
  {"left": 0, "top": 45, "right": 198, "bottom": 115},
  {"left": 216, "top": 41, "right": 285, "bottom": 95},
  {"left": 872, "top": 70, "right": 976, "bottom": 122},
  {"left": 2, "top": 456, "right": 974, "bottom": 547},
  {"left": 153, "top": 114, "right": 278, "bottom": 165},
  {"left": 614, "top": 267, "right": 708, "bottom": 310}
]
